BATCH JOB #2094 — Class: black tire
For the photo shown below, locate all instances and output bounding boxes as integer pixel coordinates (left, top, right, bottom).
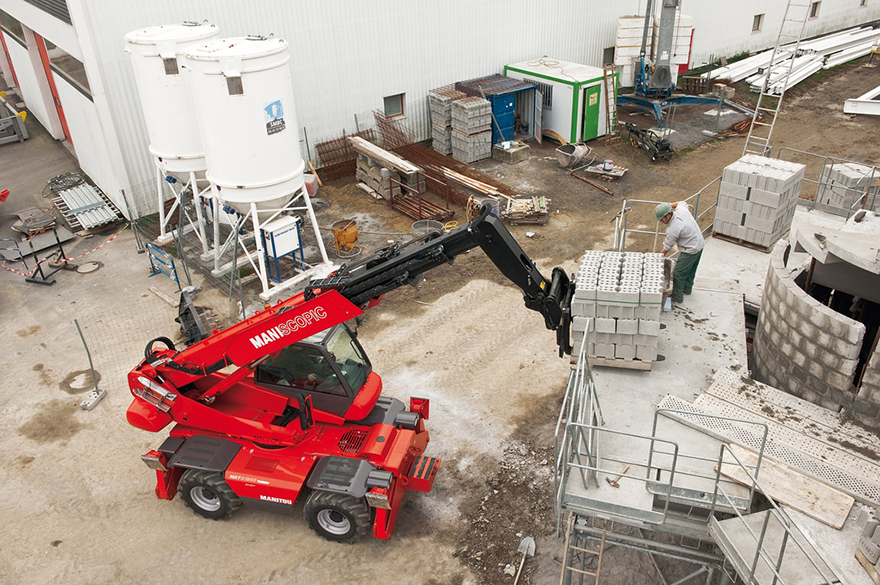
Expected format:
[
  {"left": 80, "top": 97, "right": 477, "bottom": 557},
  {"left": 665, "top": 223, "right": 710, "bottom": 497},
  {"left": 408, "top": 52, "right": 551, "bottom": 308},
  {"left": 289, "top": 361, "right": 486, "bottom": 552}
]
[
  {"left": 178, "top": 469, "right": 241, "bottom": 520},
  {"left": 304, "top": 491, "right": 372, "bottom": 542}
]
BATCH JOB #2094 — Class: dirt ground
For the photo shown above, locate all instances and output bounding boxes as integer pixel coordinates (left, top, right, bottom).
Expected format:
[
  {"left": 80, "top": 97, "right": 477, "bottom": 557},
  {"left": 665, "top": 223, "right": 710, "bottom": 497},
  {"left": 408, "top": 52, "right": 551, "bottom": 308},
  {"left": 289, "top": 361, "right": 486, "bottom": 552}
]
[{"left": 2, "top": 58, "right": 879, "bottom": 585}]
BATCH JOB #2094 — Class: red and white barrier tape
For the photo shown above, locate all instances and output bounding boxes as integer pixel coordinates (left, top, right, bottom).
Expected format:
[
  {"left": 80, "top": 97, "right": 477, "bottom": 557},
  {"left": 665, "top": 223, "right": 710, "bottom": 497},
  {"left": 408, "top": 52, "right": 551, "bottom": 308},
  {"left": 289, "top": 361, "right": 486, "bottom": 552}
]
[{"left": 0, "top": 225, "right": 128, "bottom": 277}]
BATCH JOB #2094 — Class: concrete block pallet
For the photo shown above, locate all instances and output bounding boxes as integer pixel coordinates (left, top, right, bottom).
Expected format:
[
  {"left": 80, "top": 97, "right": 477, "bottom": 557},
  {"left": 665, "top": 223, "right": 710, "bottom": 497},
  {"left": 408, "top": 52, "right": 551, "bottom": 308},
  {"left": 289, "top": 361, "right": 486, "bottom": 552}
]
[
  {"left": 450, "top": 96, "right": 492, "bottom": 164},
  {"left": 714, "top": 154, "right": 806, "bottom": 250},
  {"left": 356, "top": 154, "right": 401, "bottom": 200},
  {"left": 571, "top": 250, "right": 666, "bottom": 369},
  {"left": 428, "top": 87, "right": 466, "bottom": 156},
  {"left": 816, "top": 162, "right": 880, "bottom": 211}
]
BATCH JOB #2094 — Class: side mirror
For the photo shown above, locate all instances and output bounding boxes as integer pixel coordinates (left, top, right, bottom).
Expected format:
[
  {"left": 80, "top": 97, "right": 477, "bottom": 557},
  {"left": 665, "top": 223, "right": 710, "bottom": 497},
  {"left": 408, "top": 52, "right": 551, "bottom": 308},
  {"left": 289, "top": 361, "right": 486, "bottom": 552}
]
[{"left": 298, "top": 393, "right": 314, "bottom": 430}]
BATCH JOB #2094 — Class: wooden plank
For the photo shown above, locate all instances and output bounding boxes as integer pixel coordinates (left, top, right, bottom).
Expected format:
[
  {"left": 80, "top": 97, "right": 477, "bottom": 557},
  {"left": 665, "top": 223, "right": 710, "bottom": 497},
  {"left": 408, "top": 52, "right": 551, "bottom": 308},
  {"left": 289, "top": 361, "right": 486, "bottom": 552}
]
[
  {"left": 720, "top": 444, "right": 854, "bottom": 529},
  {"left": 587, "top": 356, "right": 652, "bottom": 371},
  {"left": 855, "top": 548, "right": 880, "bottom": 585},
  {"left": 347, "top": 136, "right": 423, "bottom": 176}
]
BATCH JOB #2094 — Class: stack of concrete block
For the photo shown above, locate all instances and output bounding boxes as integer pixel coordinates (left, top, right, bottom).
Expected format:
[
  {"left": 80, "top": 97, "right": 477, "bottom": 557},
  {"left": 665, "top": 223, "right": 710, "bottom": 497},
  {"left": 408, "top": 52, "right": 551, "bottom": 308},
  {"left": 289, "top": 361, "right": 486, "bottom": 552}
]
[
  {"left": 856, "top": 507, "right": 880, "bottom": 572},
  {"left": 817, "top": 162, "right": 880, "bottom": 210},
  {"left": 715, "top": 154, "right": 806, "bottom": 248},
  {"left": 451, "top": 96, "right": 492, "bottom": 164},
  {"left": 355, "top": 154, "right": 401, "bottom": 200},
  {"left": 429, "top": 86, "right": 466, "bottom": 155},
  {"left": 571, "top": 251, "right": 665, "bottom": 361}
]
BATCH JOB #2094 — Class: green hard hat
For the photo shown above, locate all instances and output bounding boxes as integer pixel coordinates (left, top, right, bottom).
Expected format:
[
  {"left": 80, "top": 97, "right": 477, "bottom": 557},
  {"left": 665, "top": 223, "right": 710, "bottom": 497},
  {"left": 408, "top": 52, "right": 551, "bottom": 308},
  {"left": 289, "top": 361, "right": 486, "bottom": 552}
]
[{"left": 654, "top": 203, "right": 673, "bottom": 221}]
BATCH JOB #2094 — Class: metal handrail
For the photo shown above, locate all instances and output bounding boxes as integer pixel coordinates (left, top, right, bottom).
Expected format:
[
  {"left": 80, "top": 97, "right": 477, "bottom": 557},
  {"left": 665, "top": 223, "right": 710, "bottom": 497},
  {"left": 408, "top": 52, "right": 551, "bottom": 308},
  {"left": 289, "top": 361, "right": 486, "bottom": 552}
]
[
  {"left": 710, "top": 444, "right": 839, "bottom": 585},
  {"left": 775, "top": 146, "right": 879, "bottom": 219},
  {"left": 614, "top": 177, "right": 721, "bottom": 253},
  {"left": 559, "top": 422, "right": 681, "bottom": 525}
]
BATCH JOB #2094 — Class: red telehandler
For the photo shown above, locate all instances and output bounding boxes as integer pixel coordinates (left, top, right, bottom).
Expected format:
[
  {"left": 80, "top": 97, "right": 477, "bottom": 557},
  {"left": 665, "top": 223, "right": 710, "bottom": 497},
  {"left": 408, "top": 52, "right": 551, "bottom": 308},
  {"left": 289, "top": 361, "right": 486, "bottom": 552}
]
[{"left": 126, "top": 206, "right": 574, "bottom": 542}]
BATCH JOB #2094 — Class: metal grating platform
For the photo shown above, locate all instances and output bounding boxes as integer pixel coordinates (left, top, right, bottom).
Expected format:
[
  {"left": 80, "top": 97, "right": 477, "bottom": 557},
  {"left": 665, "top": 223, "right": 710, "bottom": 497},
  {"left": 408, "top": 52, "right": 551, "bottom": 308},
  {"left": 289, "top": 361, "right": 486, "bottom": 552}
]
[
  {"left": 711, "top": 369, "right": 880, "bottom": 454},
  {"left": 657, "top": 394, "right": 880, "bottom": 505},
  {"left": 53, "top": 183, "right": 122, "bottom": 231}
]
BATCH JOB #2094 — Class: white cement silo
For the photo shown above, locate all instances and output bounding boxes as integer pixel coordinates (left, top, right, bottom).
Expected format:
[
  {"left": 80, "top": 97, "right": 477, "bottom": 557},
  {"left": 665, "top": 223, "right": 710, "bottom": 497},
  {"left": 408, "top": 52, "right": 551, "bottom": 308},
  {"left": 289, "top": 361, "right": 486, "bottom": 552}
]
[
  {"left": 125, "top": 22, "right": 219, "bottom": 175},
  {"left": 183, "top": 36, "right": 305, "bottom": 216}
]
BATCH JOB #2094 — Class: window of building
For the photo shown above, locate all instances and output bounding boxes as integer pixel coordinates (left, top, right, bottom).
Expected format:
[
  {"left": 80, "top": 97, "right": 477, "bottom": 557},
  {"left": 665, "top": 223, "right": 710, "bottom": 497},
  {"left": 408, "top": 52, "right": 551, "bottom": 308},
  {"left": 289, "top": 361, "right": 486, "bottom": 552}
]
[
  {"left": 44, "top": 39, "right": 91, "bottom": 96},
  {"left": 525, "top": 78, "right": 553, "bottom": 109},
  {"left": 752, "top": 14, "right": 764, "bottom": 32},
  {"left": 810, "top": 2, "right": 821, "bottom": 18},
  {"left": 383, "top": 93, "right": 404, "bottom": 117},
  {"left": 0, "top": 10, "right": 25, "bottom": 44}
]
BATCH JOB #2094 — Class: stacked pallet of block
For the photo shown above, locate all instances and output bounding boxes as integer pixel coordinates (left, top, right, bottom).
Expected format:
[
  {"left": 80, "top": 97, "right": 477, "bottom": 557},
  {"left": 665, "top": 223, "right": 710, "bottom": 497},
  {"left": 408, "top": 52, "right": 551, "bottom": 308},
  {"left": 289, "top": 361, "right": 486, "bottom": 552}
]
[
  {"left": 614, "top": 15, "right": 652, "bottom": 87},
  {"left": 571, "top": 251, "right": 665, "bottom": 362},
  {"left": 451, "top": 97, "right": 492, "bottom": 164},
  {"left": 714, "top": 154, "right": 806, "bottom": 249},
  {"left": 429, "top": 86, "right": 466, "bottom": 155},
  {"left": 355, "top": 155, "right": 401, "bottom": 200},
  {"left": 817, "top": 162, "right": 880, "bottom": 210}
]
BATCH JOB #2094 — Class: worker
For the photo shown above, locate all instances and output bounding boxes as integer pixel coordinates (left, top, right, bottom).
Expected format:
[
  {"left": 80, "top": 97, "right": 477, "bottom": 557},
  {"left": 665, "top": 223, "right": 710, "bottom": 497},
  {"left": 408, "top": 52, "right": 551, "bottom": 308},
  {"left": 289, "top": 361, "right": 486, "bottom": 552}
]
[{"left": 655, "top": 201, "right": 704, "bottom": 304}]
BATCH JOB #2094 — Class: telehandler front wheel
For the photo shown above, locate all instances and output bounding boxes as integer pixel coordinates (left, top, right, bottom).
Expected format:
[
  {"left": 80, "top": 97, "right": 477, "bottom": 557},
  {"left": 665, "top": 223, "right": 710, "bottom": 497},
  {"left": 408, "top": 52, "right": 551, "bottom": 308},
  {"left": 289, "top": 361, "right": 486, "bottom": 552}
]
[
  {"left": 304, "top": 491, "right": 372, "bottom": 542},
  {"left": 178, "top": 469, "right": 241, "bottom": 520}
]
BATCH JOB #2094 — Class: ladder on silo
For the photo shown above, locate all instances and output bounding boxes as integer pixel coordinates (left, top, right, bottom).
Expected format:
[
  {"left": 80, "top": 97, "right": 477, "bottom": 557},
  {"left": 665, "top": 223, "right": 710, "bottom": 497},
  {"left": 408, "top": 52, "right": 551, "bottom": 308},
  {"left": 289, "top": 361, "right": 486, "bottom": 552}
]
[
  {"left": 742, "top": 0, "right": 811, "bottom": 157},
  {"left": 560, "top": 514, "right": 608, "bottom": 585},
  {"left": 603, "top": 64, "right": 620, "bottom": 145}
]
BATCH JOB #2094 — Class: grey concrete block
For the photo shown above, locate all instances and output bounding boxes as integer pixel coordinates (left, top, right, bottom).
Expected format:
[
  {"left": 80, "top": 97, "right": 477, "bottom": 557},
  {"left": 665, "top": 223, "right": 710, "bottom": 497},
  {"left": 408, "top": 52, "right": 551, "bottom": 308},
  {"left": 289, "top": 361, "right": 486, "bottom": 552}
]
[
  {"left": 615, "top": 344, "right": 636, "bottom": 360},
  {"left": 639, "top": 319, "right": 661, "bottom": 336},
  {"left": 859, "top": 535, "right": 880, "bottom": 564},
  {"left": 636, "top": 345, "right": 658, "bottom": 361},
  {"left": 594, "top": 343, "right": 615, "bottom": 358},
  {"left": 595, "top": 318, "right": 615, "bottom": 334},
  {"left": 616, "top": 319, "right": 638, "bottom": 334}
]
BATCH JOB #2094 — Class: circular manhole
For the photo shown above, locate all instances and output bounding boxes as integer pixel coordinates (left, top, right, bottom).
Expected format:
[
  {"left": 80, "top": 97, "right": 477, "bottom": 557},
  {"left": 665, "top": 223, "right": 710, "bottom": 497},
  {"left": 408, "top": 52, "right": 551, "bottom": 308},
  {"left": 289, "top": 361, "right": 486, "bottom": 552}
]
[
  {"left": 76, "top": 262, "right": 101, "bottom": 274},
  {"left": 59, "top": 369, "right": 101, "bottom": 394}
]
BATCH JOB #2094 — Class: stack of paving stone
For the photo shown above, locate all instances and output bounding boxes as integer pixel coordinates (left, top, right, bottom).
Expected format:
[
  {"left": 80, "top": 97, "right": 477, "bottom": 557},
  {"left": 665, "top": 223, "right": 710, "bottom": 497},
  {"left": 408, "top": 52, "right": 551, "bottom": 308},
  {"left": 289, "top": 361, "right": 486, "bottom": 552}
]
[
  {"left": 429, "top": 86, "right": 466, "bottom": 155},
  {"left": 355, "top": 154, "right": 401, "bottom": 200},
  {"left": 817, "top": 162, "right": 880, "bottom": 210},
  {"left": 714, "top": 154, "right": 806, "bottom": 249},
  {"left": 451, "top": 96, "right": 492, "bottom": 164},
  {"left": 571, "top": 251, "right": 665, "bottom": 362}
]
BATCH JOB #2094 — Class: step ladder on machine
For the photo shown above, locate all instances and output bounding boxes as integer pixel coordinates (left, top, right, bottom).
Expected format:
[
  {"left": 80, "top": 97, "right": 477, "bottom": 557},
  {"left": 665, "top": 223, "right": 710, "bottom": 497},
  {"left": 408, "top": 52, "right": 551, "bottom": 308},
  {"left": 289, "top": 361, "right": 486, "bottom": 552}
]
[
  {"left": 603, "top": 64, "right": 620, "bottom": 145},
  {"left": 743, "top": 0, "right": 811, "bottom": 157},
  {"left": 560, "top": 513, "right": 608, "bottom": 585}
]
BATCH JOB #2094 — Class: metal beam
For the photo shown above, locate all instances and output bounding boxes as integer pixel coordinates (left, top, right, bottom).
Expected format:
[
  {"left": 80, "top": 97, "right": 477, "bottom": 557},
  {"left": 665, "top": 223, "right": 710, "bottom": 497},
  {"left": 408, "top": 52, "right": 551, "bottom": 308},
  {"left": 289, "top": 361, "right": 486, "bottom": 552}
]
[{"left": 844, "top": 83, "right": 880, "bottom": 115}]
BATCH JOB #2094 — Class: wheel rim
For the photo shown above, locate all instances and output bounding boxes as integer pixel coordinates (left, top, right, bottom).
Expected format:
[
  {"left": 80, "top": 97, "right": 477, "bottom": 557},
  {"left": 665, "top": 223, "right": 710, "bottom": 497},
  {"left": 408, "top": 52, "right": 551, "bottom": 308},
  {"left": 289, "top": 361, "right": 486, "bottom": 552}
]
[
  {"left": 316, "top": 509, "right": 351, "bottom": 536},
  {"left": 190, "top": 486, "right": 221, "bottom": 512}
]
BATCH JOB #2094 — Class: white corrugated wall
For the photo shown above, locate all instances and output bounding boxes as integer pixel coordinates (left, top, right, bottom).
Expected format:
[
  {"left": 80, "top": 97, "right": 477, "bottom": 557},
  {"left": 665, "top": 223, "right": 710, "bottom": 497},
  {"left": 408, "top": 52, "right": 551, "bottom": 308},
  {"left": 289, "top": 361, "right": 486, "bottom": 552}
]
[{"left": 11, "top": 0, "right": 880, "bottom": 213}]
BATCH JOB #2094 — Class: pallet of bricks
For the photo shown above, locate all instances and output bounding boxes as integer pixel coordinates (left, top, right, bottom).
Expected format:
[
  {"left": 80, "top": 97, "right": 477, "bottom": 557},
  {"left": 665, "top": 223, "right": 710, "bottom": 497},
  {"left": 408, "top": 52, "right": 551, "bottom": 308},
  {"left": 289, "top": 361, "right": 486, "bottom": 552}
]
[
  {"left": 451, "top": 97, "right": 492, "bottom": 164},
  {"left": 713, "top": 154, "right": 806, "bottom": 250},
  {"left": 816, "top": 162, "right": 880, "bottom": 211},
  {"left": 571, "top": 251, "right": 666, "bottom": 369},
  {"left": 429, "top": 86, "right": 466, "bottom": 156}
]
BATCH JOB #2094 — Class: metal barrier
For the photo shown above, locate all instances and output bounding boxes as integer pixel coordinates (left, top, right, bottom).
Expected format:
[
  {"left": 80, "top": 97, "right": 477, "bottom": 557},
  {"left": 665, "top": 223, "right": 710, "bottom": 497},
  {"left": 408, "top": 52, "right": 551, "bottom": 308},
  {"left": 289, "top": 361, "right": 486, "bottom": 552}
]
[
  {"left": 709, "top": 444, "right": 841, "bottom": 584},
  {"left": 776, "top": 146, "right": 879, "bottom": 220},
  {"left": 613, "top": 177, "right": 721, "bottom": 253}
]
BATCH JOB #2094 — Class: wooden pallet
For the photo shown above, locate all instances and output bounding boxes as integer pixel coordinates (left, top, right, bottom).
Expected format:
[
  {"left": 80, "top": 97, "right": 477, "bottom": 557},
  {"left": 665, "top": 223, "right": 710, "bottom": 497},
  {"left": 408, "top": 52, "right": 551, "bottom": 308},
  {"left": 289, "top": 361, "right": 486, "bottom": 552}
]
[
  {"left": 856, "top": 548, "right": 880, "bottom": 585},
  {"left": 711, "top": 231, "right": 775, "bottom": 253},
  {"left": 587, "top": 356, "right": 653, "bottom": 371}
]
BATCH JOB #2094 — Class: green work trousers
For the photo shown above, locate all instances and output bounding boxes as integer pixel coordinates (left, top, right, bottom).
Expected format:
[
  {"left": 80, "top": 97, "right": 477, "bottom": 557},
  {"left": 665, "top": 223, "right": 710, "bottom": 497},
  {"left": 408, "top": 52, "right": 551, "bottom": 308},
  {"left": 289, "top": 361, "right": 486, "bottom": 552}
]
[{"left": 671, "top": 249, "right": 702, "bottom": 302}]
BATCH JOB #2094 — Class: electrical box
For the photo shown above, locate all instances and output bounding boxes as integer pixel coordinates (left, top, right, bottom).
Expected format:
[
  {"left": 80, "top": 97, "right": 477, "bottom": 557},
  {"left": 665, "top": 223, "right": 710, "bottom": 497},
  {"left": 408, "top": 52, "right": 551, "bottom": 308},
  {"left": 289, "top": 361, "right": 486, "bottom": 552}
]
[{"left": 261, "top": 215, "right": 302, "bottom": 259}]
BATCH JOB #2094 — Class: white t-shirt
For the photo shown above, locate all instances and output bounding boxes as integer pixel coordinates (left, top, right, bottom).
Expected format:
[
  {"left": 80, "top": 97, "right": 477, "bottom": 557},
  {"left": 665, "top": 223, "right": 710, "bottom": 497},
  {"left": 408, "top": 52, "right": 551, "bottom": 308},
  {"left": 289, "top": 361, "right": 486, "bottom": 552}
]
[{"left": 663, "top": 204, "right": 704, "bottom": 254}]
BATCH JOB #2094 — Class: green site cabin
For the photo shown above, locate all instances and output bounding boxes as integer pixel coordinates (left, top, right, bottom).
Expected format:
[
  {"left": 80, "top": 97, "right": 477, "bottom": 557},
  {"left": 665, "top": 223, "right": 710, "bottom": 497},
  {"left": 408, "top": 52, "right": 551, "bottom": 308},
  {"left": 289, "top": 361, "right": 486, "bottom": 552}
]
[{"left": 504, "top": 58, "right": 617, "bottom": 144}]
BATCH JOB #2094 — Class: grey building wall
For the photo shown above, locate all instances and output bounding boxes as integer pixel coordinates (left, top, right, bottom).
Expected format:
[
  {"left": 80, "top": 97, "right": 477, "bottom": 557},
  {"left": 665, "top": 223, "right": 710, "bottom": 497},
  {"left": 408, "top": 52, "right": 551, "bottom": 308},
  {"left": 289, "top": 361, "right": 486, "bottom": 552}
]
[{"left": 752, "top": 243, "right": 880, "bottom": 429}]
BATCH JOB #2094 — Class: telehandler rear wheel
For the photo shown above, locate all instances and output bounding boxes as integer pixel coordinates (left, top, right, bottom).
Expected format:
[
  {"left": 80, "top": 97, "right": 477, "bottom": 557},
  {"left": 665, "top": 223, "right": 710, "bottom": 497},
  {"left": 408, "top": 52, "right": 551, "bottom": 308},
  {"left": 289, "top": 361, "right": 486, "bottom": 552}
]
[
  {"left": 178, "top": 469, "right": 241, "bottom": 520},
  {"left": 304, "top": 491, "right": 372, "bottom": 542}
]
